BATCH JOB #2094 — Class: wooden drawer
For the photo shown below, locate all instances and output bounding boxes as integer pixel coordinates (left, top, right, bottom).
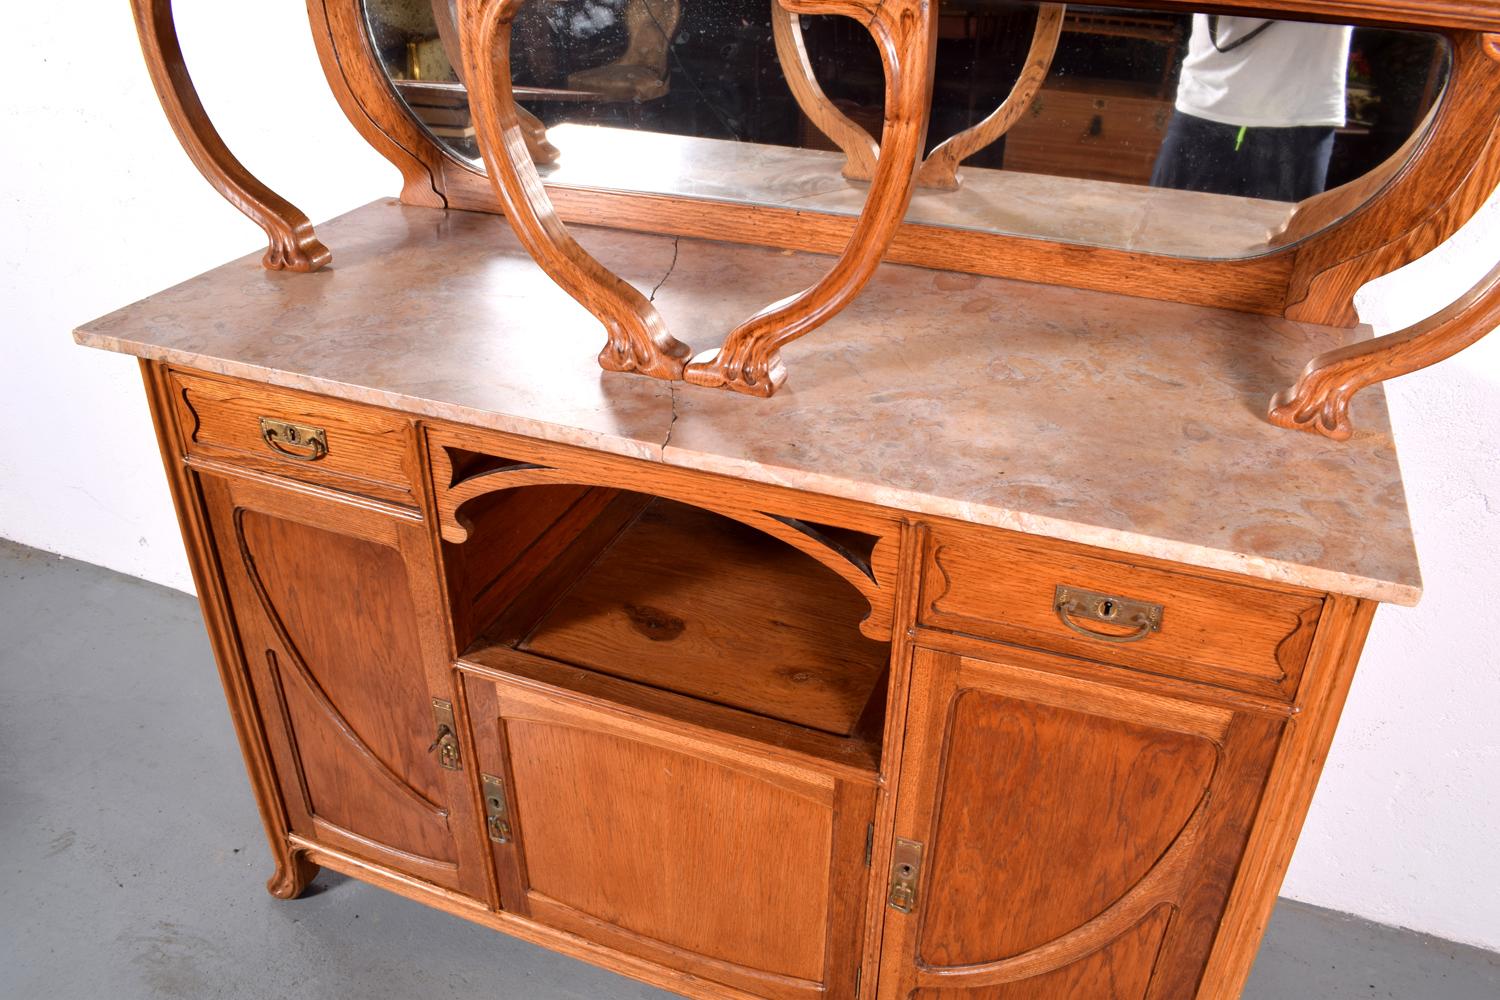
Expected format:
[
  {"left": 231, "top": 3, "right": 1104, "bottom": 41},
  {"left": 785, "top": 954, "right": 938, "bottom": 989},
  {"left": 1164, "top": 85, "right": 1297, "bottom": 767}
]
[
  {"left": 919, "top": 524, "right": 1325, "bottom": 700},
  {"left": 170, "top": 370, "right": 417, "bottom": 506},
  {"left": 1006, "top": 83, "right": 1171, "bottom": 186}
]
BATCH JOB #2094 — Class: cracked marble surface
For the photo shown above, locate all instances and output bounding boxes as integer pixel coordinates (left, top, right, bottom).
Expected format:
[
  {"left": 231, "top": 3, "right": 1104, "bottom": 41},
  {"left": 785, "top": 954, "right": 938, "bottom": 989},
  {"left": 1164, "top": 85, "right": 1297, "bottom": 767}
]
[{"left": 75, "top": 200, "right": 1421, "bottom": 604}]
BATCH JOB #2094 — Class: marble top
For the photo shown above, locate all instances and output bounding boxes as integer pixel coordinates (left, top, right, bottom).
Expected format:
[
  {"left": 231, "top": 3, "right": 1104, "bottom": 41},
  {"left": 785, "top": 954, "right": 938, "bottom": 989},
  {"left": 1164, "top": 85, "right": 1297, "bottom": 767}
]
[{"left": 75, "top": 200, "right": 1421, "bottom": 605}]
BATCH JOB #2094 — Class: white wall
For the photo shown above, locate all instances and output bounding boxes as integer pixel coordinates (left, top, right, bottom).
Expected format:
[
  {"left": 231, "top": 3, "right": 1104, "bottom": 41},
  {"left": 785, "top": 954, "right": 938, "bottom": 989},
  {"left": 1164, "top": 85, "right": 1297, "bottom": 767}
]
[{"left": 2, "top": 0, "right": 1496, "bottom": 954}]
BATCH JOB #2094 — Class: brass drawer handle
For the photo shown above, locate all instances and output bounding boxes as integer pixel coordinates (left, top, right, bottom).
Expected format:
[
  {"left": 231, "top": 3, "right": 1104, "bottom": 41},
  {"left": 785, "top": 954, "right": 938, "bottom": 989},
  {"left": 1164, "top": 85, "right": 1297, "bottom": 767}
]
[
  {"left": 1054, "top": 585, "right": 1163, "bottom": 644},
  {"left": 260, "top": 417, "right": 327, "bottom": 462}
]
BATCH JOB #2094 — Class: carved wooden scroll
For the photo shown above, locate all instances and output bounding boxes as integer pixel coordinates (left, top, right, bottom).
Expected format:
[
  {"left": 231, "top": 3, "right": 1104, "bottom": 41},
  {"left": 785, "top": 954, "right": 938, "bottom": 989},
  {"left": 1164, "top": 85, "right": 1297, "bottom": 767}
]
[
  {"left": 130, "top": 0, "right": 331, "bottom": 272},
  {"left": 463, "top": 0, "right": 937, "bottom": 395},
  {"left": 683, "top": 0, "right": 940, "bottom": 395},
  {"left": 775, "top": 2, "right": 1063, "bottom": 192},
  {"left": 459, "top": 0, "right": 692, "bottom": 379},
  {"left": 1269, "top": 257, "right": 1500, "bottom": 440}
]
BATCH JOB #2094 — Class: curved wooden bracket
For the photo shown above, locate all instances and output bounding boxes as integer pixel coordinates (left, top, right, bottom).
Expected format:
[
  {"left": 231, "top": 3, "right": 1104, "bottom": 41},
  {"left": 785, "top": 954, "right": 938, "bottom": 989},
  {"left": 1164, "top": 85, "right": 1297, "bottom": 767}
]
[
  {"left": 915, "top": 3, "right": 1064, "bottom": 191},
  {"left": 460, "top": 0, "right": 691, "bottom": 380},
  {"left": 776, "top": 3, "right": 1062, "bottom": 192},
  {"left": 131, "top": 0, "right": 331, "bottom": 272},
  {"left": 771, "top": 5, "right": 880, "bottom": 182},
  {"left": 683, "top": 0, "right": 939, "bottom": 395},
  {"left": 1269, "top": 258, "right": 1500, "bottom": 440}
]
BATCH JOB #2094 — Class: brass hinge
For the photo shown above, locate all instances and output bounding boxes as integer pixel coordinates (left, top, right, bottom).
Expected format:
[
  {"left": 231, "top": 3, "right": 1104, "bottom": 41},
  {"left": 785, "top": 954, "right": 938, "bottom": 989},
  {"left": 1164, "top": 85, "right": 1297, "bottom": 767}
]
[
  {"left": 864, "top": 823, "right": 875, "bottom": 867},
  {"left": 429, "top": 699, "right": 461, "bottom": 771},
  {"left": 481, "top": 773, "right": 512, "bottom": 843},
  {"left": 854, "top": 966, "right": 862, "bottom": 998},
  {"left": 887, "top": 837, "right": 924, "bottom": 913}
]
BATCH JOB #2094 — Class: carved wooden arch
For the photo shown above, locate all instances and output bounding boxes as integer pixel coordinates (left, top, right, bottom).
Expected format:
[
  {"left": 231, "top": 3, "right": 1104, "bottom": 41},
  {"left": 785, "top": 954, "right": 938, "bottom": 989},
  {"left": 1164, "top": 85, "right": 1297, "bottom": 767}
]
[
  {"left": 774, "top": 2, "right": 1065, "bottom": 191},
  {"left": 1285, "top": 31, "right": 1500, "bottom": 325},
  {"left": 430, "top": 445, "right": 899, "bottom": 640},
  {"left": 131, "top": 0, "right": 332, "bottom": 271}
]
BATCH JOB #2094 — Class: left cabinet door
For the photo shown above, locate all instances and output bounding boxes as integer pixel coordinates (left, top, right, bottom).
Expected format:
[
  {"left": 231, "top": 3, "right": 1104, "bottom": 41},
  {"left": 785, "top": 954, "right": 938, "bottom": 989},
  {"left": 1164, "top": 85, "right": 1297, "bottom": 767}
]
[{"left": 199, "top": 472, "right": 491, "bottom": 900}]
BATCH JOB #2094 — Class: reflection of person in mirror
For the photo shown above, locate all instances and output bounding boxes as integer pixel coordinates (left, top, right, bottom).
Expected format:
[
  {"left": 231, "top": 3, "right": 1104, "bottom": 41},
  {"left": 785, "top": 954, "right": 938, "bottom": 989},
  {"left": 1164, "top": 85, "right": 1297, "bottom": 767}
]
[{"left": 1151, "top": 16, "right": 1353, "bottom": 201}]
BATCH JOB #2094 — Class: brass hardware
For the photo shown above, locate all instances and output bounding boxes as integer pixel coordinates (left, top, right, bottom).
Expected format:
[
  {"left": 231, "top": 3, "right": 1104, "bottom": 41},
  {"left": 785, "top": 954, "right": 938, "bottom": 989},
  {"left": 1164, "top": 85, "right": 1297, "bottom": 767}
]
[
  {"left": 481, "top": 773, "right": 512, "bottom": 843},
  {"left": 259, "top": 417, "right": 327, "bottom": 462},
  {"left": 864, "top": 823, "right": 875, "bottom": 867},
  {"left": 428, "top": 699, "right": 461, "bottom": 771},
  {"left": 1054, "top": 585, "right": 1163, "bottom": 644},
  {"left": 887, "top": 837, "right": 924, "bottom": 913}
]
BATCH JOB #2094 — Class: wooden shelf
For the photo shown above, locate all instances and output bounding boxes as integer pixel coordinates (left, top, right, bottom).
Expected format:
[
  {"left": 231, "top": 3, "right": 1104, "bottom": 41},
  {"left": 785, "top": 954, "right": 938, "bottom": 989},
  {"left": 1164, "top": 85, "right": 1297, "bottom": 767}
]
[{"left": 465, "top": 497, "right": 891, "bottom": 741}]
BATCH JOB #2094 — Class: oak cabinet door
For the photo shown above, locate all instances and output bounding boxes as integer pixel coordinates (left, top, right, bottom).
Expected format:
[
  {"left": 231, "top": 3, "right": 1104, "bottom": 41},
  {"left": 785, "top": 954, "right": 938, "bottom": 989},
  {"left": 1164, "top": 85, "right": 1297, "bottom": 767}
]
[
  {"left": 466, "top": 674, "right": 875, "bottom": 1000},
  {"left": 200, "top": 473, "right": 489, "bottom": 900},
  {"left": 875, "top": 647, "right": 1283, "bottom": 1000}
]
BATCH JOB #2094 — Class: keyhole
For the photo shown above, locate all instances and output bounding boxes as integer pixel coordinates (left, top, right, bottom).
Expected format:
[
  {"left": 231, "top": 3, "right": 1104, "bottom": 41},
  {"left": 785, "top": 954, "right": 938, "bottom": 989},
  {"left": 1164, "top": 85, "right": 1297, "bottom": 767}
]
[
  {"left": 488, "top": 796, "right": 501, "bottom": 810},
  {"left": 1100, "top": 599, "right": 1116, "bottom": 619},
  {"left": 898, "top": 864, "right": 913, "bottom": 878}
]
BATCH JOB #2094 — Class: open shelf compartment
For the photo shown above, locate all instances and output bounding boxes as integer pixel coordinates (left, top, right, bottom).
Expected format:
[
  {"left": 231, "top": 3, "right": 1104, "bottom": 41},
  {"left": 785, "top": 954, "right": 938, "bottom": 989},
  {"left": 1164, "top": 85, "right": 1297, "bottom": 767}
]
[{"left": 450, "top": 486, "right": 891, "bottom": 766}]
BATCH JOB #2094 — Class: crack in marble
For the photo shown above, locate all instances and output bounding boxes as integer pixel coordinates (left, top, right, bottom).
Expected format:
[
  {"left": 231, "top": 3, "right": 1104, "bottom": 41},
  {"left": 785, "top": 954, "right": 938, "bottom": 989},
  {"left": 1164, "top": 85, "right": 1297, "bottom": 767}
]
[
  {"left": 649, "top": 236, "right": 680, "bottom": 302},
  {"left": 662, "top": 383, "right": 680, "bottom": 458}
]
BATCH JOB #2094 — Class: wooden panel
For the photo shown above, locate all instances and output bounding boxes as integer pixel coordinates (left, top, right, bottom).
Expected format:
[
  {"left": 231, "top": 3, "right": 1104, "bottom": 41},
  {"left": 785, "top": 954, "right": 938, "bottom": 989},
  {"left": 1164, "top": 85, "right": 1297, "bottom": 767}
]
[
  {"left": 466, "top": 676, "right": 873, "bottom": 1000},
  {"left": 1005, "top": 84, "right": 1171, "bottom": 187},
  {"left": 171, "top": 369, "right": 416, "bottom": 505},
  {"left": 875, "top": 645, "right": 1284, "bottom": 1000},
  {"left": 199, "top": 473, "right": 488, "bottom": 898},
  {"left": 918, "top": 690, "right": 1216, "bottom": 965},
  {"left": 519, "top": 499, "right": 890, "bottom": 737},
  {"left": 920, "top": 523, "right": 1324, "bottom": 699},
  {"left": 911, "top": 907, "right": 1173, "bottom": 1000}
]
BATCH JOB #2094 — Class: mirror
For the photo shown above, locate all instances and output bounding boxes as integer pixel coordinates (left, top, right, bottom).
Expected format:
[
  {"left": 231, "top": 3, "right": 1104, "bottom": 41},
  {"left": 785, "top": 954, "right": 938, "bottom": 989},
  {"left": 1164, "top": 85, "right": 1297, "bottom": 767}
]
[{"left": 363, "top": 0, "right": 1449, "bottom": 260}]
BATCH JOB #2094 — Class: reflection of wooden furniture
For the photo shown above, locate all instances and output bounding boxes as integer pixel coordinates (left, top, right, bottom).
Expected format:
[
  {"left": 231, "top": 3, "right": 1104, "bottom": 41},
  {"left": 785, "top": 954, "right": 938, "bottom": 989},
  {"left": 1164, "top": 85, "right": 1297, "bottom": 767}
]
[
  {"left": 565, "top": 0, "right": 681, "bottom": 101},
  {"left": 78, "top": 204, "right": 1429, "bottom": 999},
  {"left": 775, "top": 2, "right": 1067, "bottom": 190},
  {"left": 1005, "top": 79, "right": 1172, "bottom": 185}
]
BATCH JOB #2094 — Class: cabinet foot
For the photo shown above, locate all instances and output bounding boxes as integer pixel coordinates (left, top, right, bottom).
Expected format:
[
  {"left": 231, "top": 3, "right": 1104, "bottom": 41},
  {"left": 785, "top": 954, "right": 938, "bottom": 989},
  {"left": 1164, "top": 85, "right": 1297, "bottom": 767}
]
[{"left": 267, "top": 850, "right": 321, "bottom": 900}]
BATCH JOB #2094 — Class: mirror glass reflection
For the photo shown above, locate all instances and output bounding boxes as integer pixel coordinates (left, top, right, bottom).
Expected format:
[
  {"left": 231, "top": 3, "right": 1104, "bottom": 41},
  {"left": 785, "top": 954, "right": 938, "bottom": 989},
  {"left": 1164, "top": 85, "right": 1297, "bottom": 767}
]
[{"left": 363, "top": 0, "right": 1449, "bottom": 260}]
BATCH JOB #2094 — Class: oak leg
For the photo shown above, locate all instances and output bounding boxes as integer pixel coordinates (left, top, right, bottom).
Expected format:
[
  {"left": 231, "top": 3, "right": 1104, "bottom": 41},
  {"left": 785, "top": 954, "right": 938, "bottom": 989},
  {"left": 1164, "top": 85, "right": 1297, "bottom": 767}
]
[
  {"left": 1268, "top": 258, "right": 1500, "bottom": 440},
  {"left": 267, "top": 849, "right": 322, "bottom": 900},
  {"left": 684, "top": 0, "right": 939, "bottom": 396},
  {"left": 460, "top": 0, "right": 690, "bottom": 380},
  {"left": 130, "top": 0, "right": 331, "bottom": 272}
]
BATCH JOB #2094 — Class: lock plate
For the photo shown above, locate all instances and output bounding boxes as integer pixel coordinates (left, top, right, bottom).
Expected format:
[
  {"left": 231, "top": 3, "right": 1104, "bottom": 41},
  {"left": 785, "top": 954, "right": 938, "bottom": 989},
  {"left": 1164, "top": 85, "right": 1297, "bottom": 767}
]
[
  {"left": 481, "top": 773, "right": 512, "bottom": 844},
  {"left": 259, "top": 417, "right": 327, "bottom": 462},
  {"left": 430, "top": 699, "right": 461, "bottom": 771},
  {"left": 887, "top": 837, "right": 924, "bottom": 913}
]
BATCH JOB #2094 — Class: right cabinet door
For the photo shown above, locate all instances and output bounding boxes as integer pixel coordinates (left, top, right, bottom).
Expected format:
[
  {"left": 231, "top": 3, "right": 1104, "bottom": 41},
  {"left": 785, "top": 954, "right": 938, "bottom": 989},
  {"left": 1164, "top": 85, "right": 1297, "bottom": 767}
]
[{"left": 876, "top": 646, "right": 1284, "bottom": 1000}]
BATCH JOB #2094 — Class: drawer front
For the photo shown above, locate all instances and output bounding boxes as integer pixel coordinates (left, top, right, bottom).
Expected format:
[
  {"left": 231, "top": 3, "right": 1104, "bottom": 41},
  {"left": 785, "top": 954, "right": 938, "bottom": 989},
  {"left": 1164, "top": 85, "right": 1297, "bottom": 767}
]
[
  {"left": 1007, "top": 88, "right": 1170, "bottom": 185},
  {"left": 920, "top": 524, "right": 1324, "bottom": 699},
  {"left": 171, "top": 371, "right": 417, "bottom": 506}
]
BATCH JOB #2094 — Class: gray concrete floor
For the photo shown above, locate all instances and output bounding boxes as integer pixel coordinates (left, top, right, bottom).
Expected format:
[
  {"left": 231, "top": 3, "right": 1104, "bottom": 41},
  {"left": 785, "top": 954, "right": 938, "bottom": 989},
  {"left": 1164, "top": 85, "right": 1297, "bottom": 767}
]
[{"left": 2, "top": 537, "right": 1496, "bottom": 1000}]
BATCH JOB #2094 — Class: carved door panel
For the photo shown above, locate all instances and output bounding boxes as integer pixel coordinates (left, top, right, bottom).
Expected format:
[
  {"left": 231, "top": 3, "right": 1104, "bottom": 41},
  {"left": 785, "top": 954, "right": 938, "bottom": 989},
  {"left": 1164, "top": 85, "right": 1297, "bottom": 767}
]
[
  {"left": 200, "top": 473, "right": 489, "bottom": 900},
  {"left": 465, "top": 673, "right": 874, "bottom": 1000},
  {"left": 875, "top": 646, "right": 1284, "bottom": 1000}
]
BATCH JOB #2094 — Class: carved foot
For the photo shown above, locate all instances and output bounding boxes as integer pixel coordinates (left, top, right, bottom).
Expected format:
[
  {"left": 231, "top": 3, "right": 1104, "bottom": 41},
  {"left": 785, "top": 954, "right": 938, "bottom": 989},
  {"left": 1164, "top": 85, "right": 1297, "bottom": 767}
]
[
  {"left": 683, "top": 347, "right": 787, "bottom": 397},
  {"left": 266, "top": 850, "right": 321, "bottom": 899},
  {"left": 263, "top": 226, "right": 333, "bottom": 273},
  {"left": 1266, "top": 368, "right": 1356, "bottom": 441},
  {"left": 598, "top": 319, "right": 691, "bottom": 380}
]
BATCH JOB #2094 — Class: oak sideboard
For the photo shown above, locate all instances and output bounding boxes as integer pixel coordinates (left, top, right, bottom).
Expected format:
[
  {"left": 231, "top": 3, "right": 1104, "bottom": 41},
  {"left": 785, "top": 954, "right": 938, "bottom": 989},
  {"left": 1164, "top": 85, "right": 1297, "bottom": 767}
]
[{"left": 77, "top": 200, "right": 1427, "bottom": 1000}]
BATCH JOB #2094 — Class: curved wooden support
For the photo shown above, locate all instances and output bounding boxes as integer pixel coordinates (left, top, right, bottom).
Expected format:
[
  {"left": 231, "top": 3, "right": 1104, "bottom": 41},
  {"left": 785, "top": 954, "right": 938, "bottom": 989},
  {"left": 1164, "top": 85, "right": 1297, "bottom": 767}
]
[
  {"left": 684, "top": 0, "right": 939, "bottom": 396},
  {"left": 915, "top": 3, "right": 1064, "bottom": 191},
  {"left": 429, "top": 0, "right": 557, "bottom": 164},
  {"left": 460, "top": 0, "right": 690, "bottom": 380},
  {"left": 771, "top": 5, "right": 880, "bottom": 182},
  {"left": 1285, "top": 33, "right": 1500, "bottom": 325},
  {"left": 131, "top": 0, "right": 331, "bottom": 271},
  {"left": 1269, "top": 257, "right": 1500, "bottom": 440}
]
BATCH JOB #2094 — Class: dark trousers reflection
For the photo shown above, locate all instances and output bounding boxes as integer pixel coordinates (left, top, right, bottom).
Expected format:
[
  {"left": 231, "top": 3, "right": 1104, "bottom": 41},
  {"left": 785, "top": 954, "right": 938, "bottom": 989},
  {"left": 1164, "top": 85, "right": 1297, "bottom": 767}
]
[{"left": 1151, "top": 112, "right": 1335, "bottom": 202}]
